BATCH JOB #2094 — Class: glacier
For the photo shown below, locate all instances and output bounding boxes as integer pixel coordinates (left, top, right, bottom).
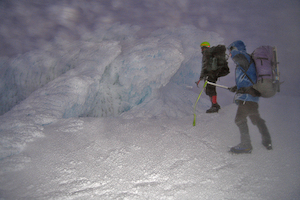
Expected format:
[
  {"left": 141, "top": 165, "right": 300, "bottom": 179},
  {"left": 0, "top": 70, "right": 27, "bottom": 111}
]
[
  {"left": 0, "top": 24, "right": 225, "bottom": 160},
  {"left": 0, "top": 24, "right": 224, "bottom": 118}
]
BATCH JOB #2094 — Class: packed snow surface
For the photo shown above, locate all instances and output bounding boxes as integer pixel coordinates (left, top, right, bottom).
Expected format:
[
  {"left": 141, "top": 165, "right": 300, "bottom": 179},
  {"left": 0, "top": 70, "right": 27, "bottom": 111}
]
[{"left": 0, "top": 23, "right": 299, "bottom": 199}]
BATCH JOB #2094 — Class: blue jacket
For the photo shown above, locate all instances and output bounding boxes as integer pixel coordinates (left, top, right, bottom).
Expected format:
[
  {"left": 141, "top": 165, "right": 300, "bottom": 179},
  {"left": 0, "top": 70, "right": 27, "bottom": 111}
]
[{"left": 227, "top": 40, "right": 259, "bottom": 103}]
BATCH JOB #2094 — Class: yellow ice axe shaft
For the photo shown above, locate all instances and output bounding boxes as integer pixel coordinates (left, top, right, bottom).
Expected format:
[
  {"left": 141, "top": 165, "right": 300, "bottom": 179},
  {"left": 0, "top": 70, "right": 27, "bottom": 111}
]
[{"left": 193, "top": 80, "right": 208, "bottom": 126}]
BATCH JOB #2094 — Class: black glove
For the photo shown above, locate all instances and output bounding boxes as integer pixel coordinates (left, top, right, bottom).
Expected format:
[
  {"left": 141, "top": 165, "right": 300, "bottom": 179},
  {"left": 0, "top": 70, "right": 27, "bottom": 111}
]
[
  {"left": 236, "top": 86, "right": 261, "bottom": 97},
  {"left": 195, "top": 78, "right": 204, "bottom": 87},
  {"left": 228, "top": 86, "right": 237, "bottom": 92}
]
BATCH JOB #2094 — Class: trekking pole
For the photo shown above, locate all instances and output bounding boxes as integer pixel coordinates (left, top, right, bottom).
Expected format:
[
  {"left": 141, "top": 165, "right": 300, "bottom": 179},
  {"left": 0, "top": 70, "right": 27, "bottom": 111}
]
[
  {"left": 193, "top": 80, "right": 208, "bottom": 126},
  {"left": 206, "top": 81, "right": 229, "bottom": 89}
]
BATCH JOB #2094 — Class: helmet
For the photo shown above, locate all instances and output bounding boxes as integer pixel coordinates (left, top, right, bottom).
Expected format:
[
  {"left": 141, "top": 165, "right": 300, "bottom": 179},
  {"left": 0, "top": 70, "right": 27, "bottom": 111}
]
[{"left": 200, "top": 41, "right": 210, "bottom": 48}]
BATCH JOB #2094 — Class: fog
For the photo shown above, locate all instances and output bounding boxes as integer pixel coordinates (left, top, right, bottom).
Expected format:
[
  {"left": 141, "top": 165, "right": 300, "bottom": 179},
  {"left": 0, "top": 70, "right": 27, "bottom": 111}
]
[{"left": 1, "top": 1, "right": 299, "bottom": 106}]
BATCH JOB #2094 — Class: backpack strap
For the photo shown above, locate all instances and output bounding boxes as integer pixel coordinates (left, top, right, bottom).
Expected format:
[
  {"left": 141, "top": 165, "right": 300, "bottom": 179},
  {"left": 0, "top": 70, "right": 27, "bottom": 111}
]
[{"left": 232, "top": 53, "right": 255, "bottom": 85}]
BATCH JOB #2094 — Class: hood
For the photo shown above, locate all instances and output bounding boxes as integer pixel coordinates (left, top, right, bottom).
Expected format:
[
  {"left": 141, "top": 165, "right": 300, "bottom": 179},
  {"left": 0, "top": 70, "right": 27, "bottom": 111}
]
[{"left": 227, "top": 40, "right": 246, "bottom": 51}]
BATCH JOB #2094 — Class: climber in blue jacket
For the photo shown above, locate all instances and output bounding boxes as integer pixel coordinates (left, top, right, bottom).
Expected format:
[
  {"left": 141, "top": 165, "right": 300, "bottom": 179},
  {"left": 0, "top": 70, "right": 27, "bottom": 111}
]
[{"left": 227, "top": 40, "right": 272, "bottom": 154}]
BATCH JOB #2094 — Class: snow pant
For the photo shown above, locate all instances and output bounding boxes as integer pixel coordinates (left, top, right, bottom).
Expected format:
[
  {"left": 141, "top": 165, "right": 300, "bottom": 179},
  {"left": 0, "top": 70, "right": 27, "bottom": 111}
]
[
  {"left": 235, "top": 101, "right": 271, "bottom": 145},
  {"left": 205, "top": 76, "right": 217, "bottom": 97}
]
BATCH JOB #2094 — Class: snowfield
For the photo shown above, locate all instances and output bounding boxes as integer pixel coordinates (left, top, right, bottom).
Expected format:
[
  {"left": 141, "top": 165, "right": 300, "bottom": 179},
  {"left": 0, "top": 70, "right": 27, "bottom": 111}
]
[
  {"left": 1, "top": 92, "right": 299, "bottom": 199},
  {"left": 0, "top": 1, "right": 300, "bottom": 199}
]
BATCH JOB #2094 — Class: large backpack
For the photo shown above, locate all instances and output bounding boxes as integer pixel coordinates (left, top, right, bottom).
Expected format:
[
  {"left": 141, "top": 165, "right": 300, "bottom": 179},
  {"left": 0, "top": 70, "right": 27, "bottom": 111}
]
[
  {"left": 251, "top": 46, "right": 280, "bottom": 98},
  {"left": 206, "top": 45, "right": 230, "bottom": 77}
]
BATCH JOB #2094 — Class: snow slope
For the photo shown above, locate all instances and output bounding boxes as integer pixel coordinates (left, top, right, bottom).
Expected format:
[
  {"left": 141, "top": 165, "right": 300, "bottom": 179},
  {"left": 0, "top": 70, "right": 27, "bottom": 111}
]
[
  {"left": 1, "top": 90, "right": 299, "bottom": 199},
  {"left": 0, "top": 25, "right": 223, "bottom": 161}
]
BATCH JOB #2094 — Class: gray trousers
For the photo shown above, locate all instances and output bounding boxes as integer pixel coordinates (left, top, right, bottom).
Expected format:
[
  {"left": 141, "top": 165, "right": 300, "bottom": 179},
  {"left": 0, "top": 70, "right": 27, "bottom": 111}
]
[{"left": 235, "top": 101, "right": 271, "bottom": 145}]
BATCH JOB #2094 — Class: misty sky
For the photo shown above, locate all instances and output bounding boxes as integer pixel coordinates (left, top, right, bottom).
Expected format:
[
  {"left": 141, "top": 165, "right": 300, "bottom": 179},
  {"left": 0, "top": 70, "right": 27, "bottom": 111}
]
[{"left": 0, "top": 0, "right": 299, "bottom": 96}]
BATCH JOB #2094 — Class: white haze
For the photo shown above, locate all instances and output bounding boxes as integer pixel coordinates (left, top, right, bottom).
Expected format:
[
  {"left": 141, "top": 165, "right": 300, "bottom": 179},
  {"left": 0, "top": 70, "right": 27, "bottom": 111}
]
[{"left": 0, "top": 0, "right": 300, "bottom": 199}]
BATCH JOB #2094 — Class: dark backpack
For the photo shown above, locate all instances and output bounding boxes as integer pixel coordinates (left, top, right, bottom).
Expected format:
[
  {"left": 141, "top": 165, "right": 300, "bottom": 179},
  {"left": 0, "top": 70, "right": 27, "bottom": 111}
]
[
  {"left": 206, "top": 45, "right": 230, "bottom": 77},
  {"left": 251, "top": 46, "right": 280, "bottom": 98}
]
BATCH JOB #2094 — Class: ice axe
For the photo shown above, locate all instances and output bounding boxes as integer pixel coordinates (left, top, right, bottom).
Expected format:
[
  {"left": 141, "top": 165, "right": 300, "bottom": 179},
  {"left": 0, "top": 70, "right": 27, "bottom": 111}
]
[
  {"left": 206, "top": 81, "right": 229, "bottom": 90},
  {"left": 196, "top": 80, "right": 229, "bottom": 90},
  {"left": 193, "top": 80, "right": 207, "bottom": 126},
  {"left": 193, "top": 81, "right": 230, "bottom": 126}
]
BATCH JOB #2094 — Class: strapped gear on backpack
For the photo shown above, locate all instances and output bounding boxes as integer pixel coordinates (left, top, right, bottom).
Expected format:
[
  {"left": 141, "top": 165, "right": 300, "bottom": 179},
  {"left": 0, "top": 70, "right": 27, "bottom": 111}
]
[{"left": 204, "top": 45, "right": 230, "bottom": 78}]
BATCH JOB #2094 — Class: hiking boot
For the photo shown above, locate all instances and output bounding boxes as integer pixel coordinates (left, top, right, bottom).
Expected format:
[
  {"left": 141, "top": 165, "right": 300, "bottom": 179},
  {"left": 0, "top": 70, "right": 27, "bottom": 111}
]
[
  {"left": 230, "top": 143, "right": 252, "bottom": 154},
  {"left": 206, "top": 103, "right": 220, "bottom": 113},
  {"left": 262, "top": 141, "right": 273, "bottom": 150},
  {"left": 257, "top": 119, "right": 272, "bottom": 150}
]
